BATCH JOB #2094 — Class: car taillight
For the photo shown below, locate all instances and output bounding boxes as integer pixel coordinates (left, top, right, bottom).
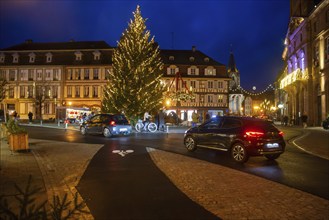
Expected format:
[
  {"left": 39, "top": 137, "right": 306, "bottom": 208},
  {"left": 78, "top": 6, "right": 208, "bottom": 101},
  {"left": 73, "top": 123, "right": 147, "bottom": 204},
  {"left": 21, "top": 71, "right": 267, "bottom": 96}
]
[
  {"left": 245, "top": 131, "right": 264, "bottom": 138},
  {"left": 109, "top": 121, "right": 116, "bottom": 126},
  {"left": 279, "top": 131, "right": 284, "bottom": 136}
]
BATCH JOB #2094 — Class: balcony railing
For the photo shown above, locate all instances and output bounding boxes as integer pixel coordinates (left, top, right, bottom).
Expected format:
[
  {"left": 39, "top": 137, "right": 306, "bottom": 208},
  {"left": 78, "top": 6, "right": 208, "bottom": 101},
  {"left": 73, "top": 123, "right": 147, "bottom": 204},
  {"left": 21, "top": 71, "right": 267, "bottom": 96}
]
[{"left": 280, "top": 68, "right": 308, "bottom": 89}]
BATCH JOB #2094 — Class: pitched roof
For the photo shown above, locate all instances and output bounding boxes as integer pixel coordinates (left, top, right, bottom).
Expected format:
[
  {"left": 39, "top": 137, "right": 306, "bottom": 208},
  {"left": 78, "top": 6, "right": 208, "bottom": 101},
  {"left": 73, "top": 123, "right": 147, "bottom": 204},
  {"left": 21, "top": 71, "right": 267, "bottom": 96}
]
[
  {"left": 1, "top": 40, "right": 112, "bottom": 51},
  {"left": 160, "top": 49, "right": 225, "bottom": 66}
]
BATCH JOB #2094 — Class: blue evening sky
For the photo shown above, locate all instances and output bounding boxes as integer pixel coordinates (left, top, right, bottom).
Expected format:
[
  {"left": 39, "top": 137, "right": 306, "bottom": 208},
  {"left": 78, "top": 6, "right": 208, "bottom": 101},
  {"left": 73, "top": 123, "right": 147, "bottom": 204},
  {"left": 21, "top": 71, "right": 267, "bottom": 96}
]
[{"left": 0, "top": 0, "right": 290, "bottom": 91}]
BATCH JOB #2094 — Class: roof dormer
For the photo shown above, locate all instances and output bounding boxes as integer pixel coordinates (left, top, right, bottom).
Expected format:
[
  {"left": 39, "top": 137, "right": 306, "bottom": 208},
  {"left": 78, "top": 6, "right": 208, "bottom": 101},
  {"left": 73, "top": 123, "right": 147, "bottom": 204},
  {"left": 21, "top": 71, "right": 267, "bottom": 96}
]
[
  {"left": 29, "top": 52, "right": 36, "bottom": 63},
  {"left": 189, "top": 56, "right": 195, "bottom": 62},
  {"left": 75, "top": 51, "right": 82, "bottom": 61},
  {"left": 46, "top": 52, "right": 52, "bottom": 63},
  {"left": 93, "top": 50, "right": 101, "bottom": 60},
  {"left": 0, "top": 53, "right": 5, "bottom": 63},
  {"left": 169, "top": 56, "right": 174, "bottom": 61},
  {"left": 12, "top": 53, "right": 19, "bottom": 63}
]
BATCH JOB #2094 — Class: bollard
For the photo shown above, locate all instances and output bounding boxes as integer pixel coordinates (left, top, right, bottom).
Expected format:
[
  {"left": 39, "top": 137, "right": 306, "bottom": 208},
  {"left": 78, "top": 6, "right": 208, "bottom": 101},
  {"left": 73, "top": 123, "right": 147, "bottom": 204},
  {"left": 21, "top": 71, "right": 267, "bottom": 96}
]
[
  {"left": 65, "top": 120, "right": 68, "bottom": 129},
  {"left": 40, "top": 120, "right": 42, "bottom": 126}
]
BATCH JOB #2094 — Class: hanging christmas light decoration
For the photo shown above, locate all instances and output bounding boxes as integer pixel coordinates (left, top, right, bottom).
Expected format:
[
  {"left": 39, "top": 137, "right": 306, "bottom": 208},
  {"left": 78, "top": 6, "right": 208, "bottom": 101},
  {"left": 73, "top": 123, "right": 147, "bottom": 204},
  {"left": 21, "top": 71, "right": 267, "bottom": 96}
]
[{"left": 164, "top": 72, "right": 195, "bottom": 102}]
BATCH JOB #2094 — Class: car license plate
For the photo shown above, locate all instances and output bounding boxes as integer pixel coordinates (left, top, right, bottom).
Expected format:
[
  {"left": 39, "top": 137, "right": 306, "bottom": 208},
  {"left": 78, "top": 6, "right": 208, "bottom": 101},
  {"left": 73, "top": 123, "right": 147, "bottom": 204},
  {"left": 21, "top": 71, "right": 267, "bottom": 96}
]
[
  {"left": 120, "top": 128, "right": 127, "bottom": 132},
  {"left": 266, "top": 143, "right": 279, "bottom": 148}
]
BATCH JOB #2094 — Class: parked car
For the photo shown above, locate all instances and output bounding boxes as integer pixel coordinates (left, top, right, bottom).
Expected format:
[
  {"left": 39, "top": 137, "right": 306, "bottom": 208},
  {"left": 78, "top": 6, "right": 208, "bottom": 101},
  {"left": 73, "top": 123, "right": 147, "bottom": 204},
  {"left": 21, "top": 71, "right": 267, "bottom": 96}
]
[
  {"left": 184, "top": 116, "right": 286, "bottom": 163},
  {"left": 80, "top": 113, "right": 132, "bottom": 137}
]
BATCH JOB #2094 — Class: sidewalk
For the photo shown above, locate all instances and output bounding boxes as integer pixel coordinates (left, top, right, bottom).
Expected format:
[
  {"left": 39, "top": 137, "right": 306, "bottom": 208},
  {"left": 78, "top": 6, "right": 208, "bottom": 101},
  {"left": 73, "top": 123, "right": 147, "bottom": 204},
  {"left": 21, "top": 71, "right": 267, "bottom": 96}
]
[{"left": 1, "top": 123, "right": 328, "bottom": 219}]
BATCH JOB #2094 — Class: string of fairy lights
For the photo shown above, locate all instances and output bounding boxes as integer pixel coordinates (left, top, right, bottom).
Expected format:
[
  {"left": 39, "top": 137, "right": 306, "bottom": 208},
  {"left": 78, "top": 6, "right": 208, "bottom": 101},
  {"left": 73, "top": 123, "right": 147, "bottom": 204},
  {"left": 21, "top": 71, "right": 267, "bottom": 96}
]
[{"left": 230, "top": 84, "right": 276, "bottom": 96}]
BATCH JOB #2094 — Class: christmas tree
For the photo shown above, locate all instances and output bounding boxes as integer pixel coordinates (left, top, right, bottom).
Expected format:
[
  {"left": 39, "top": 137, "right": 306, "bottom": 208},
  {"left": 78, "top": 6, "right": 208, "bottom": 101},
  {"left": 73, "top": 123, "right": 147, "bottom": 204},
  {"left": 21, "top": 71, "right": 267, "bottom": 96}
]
[{"left": 102, "top": 5, "right": 164, "bottom": 122}]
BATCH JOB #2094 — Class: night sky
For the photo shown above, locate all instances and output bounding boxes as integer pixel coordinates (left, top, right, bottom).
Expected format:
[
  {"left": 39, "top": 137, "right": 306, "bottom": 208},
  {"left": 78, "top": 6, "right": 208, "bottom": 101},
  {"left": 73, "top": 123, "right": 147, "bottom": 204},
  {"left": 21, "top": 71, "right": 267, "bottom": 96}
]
[{"left": 0, "top": 0, "right": 290, "bottom": 91}]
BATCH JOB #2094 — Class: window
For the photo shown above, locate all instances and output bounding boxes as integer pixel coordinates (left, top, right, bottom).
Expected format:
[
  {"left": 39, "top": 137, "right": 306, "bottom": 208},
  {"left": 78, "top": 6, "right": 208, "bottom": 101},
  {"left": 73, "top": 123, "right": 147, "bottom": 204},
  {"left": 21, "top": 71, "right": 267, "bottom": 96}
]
[
  {"left": 188, "top": 66, "right": 198, "bottom": 75},
  {"left": 9, "top": 70, "right": 15, "bottom": 81},
  {"left": 218, "top": 95, "right": 223, "bottom": 103},
  {"left": 93, "top": 86, "right": 98, "bottom": 98},
  {"left": 9, "top": 86, "right": 14, "bottom": 98},
  {"left": 200, "top": 95, "right": 205, "bottom": 103},
  {"left": 207, "top": 95, "right": 213, "bottom": 103},
  {"left": 75, "top": 69, "right": 81, "bottom": 80},
  {"left": 0, "top": 70, "right": 5, "bottom": 80},
  {"left": 53, "top": 86, "right": 58, "bottom": 98},
  {"left": 84, "top": 86, "right": 89, "bottom": 97},
  {"left": 27, "top": 86, "right": 33, "bottom": 98},
  {"left": 105, "top": 68, "right": 111, "bottom": 80},
  {"left": 205, "top": 67, "right": 216, "bottom": 76},
  {"left": 0, "top": 53, "right": 4, "bottom": 63},
  {"left": 45, "top": 86, "right": 51, "bottom": 98},
  {"left": 218, "top": 81, "right": 223, "bottom": 89},
  {"left": 44, "top": 103, "right": 50, "bottom": 114},
  {"left": 208, "top": 81, "right": 213, "bottom": 89},
  {"left": 200, "top": 81, "right": 205, "bottom": 89},
  {"left": 12, "top": 53, "right": 19, "bottom": 63},
  {"left": 189, "top": 57, "right": 195, "bottom": 62},
  {"left": 93, "top": 69, "right": 99, "bottom": 79},
  {"left": 93, "top": 50, "right": 100, "bottom": 60},
  {"left": 36, "top": 70, "right": 42, "bottom": 80},
  {"left": 67, "top": 86, "right": 72, "bottom": 98},
  {"left": 46, "top": 53, "right": 52, "bottom": 63},
  {"left": 28, "top": 69, "right": 34, "bottom": 81},
  {"left": 204, "top": 57, "right": 209, "bottom": 62},
  {"left": 221, "top": 118, "right": 241, "bottom": 129},
  {"left": 190, "top": 81, "right": 196, "bottom": 89},
  {"left": 201, "top": 119, "right": 221, "bottom": 130},
  {"left": 53, "top": 69, "right": 59, "bottom": 80},
  {"left": 29, "top": 53, "right": 35, "bottom": 63},
  {"left": 45, "top": 70, "right": 51, "bottom": 80},
  {"left": 20, "top": 86, "right": 26, "bottom": 98},
  {"left": 167, "top": 66, "right": 178, "bottom": 75},
  {"left": 169, "top": 56, "right": 174, "bottom": 61},
  {"left": 75, "top": 86, "right": 80, "bottom": 97},
  {"left": 67, "top": 69, "right": 72, "bottom": 80},
  {"left": 75, "top": 51, "right": 82, "bottom": 61},
  {"left": 84, "top": 69, "right": 90, "bottom": 79}
]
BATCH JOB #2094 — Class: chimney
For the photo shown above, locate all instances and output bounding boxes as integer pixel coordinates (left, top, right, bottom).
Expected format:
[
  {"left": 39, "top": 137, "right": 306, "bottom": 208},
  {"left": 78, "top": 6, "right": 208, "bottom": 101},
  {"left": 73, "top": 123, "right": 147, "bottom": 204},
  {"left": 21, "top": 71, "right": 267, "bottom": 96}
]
[
  {"left": 25, "top": 39, "right": 33, "bottom": 44},
  {"left": 192, "top": 46, "right": 196, "bottom": 52}
]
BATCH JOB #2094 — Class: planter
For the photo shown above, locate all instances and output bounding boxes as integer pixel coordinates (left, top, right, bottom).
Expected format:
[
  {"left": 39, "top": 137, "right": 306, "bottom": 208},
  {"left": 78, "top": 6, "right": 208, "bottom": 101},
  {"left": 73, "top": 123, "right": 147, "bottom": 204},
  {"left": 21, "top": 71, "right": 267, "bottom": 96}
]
[{"left": 8, "top": 133, "right": 29, "bottom": 151}]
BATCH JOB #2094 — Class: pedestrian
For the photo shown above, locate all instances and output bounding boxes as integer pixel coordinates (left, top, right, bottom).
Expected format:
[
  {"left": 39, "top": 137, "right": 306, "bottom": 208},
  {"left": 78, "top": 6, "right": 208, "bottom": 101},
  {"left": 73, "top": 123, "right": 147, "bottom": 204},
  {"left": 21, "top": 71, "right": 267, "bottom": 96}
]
[
  {"left": 192, "top": 110, "right": 198, "bottom": 127},
  {"left": 199, "top": 113, "right": 203, "bottom": 123},
  {"left": 205, "top": 113, "right": 210, "bottom": 121},
  {"left": 283, "top": 115, "right": 288, "bottom": 126},
  {"left": 301, "top": 113, "right": 308, "bottom": 128},
  {"left": 158, "top": 109, "right": 165, "bottom": 131},
  {"left": 28, "top": 111, "right": 33, "bottom": 124}
]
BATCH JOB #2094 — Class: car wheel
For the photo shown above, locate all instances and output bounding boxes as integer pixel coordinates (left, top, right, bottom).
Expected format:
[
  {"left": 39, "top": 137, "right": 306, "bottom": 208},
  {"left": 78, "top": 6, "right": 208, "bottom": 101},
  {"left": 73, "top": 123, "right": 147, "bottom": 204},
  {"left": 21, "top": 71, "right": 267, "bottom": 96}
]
[
  {"left": 184, "top": 136, "right": 197, "bottom": 151},
  {"left": 265, "top": 154, "right": 281, "bottom": 160},
  {"left": 80, "top": 126, "right": 87, "bottom": 135},
  {"left": 103, "top": 127, "right": 113, "bottom": 138},
  {"left": 231, "top": 143, "right": 249, "bottom": 163}
]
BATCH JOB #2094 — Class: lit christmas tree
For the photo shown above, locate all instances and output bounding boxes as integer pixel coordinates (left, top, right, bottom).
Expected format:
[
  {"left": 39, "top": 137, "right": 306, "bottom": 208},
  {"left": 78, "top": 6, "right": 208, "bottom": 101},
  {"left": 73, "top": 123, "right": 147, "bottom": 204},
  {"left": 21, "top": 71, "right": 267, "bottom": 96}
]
[{"left": 102, "top": 5, "right": 164, "bottom": 122}]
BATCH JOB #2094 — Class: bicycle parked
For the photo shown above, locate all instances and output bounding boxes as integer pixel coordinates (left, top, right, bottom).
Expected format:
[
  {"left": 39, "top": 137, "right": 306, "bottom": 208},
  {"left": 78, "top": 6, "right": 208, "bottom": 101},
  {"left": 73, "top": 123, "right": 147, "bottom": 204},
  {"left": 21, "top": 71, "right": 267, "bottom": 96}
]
[{"left": 135, "top": 119, "right": 157, "bottom": 132}]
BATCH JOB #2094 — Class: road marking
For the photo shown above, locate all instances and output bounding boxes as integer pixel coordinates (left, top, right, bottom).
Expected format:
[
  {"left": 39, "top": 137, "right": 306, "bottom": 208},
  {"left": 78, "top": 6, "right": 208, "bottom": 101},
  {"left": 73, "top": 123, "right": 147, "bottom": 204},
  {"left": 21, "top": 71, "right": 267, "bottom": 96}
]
[{"left": 112, "top": 149, "right": 134, "bottom": 157}]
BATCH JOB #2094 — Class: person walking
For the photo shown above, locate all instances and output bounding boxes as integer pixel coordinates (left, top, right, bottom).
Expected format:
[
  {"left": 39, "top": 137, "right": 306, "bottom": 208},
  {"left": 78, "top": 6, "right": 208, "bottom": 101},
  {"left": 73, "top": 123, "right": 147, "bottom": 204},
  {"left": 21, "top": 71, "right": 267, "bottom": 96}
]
[
  {"left": 301, "top": 113, "right": 308, "bottom": 128},
  {"left": 28, "top": 111, "right": 33, "bottom": 124},
  {"left": 192, "top": 111, "right": 198, "bottom": 127}
]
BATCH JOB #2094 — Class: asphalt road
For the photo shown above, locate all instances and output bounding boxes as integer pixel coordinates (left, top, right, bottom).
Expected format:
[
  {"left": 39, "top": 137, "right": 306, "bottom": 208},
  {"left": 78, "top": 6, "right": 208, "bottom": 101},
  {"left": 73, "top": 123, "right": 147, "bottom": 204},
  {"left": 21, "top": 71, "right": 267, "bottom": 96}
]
[{"left": 25, "top": 126, "right": 329, "bottom": 211}]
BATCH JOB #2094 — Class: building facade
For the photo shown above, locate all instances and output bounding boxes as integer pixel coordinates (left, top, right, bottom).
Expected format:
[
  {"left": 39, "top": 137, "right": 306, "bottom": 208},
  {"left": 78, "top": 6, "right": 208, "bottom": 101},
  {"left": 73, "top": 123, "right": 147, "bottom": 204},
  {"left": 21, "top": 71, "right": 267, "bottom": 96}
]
[
  {"left": 278, "top": 0, "right": 329, "bottom": 126},
  {"left": 0, "top": 41, "right": 229, "bottom": 122}
]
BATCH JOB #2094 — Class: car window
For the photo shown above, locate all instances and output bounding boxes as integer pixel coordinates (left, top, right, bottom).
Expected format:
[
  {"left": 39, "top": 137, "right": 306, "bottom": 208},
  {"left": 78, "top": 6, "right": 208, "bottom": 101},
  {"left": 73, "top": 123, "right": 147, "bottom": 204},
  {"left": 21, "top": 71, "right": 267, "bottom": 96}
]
[
  {"left": 201, "top": 118, "right": 221, "bottom": 129},
  {"left": 100, "top": 115, "right": 111, "bottom": 122},
  {"left": 221, "top": 118, "right": 242, "bottom": 129},
  {"left": 90, "top": 115, "right": 101, "bottom": 123},
  {"left": 113, "top": 115, "right": 128, "bottom": 123}
]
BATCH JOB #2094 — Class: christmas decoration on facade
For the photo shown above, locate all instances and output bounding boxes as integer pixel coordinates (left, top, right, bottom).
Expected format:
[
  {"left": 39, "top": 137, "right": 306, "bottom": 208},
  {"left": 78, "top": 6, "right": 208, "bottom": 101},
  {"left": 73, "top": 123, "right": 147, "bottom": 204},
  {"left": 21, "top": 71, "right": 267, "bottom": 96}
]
[{"left": 164, "top": 72, "right": 195, "bottom": 103}]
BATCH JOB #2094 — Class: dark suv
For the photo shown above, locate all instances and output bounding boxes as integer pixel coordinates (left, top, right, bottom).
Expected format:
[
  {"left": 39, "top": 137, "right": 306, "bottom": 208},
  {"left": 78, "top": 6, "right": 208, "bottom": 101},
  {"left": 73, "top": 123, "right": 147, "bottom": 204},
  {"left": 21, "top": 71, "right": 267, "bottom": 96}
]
[
  {"left": 184, "top": 116, "right": 285, "bottom": 163},
  {"left": 80, "top": 113, "right": 132, "bottom": 137}
]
